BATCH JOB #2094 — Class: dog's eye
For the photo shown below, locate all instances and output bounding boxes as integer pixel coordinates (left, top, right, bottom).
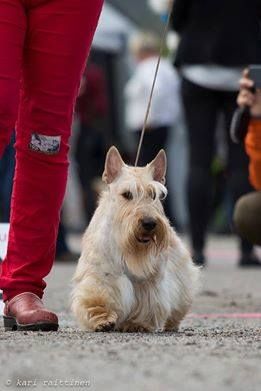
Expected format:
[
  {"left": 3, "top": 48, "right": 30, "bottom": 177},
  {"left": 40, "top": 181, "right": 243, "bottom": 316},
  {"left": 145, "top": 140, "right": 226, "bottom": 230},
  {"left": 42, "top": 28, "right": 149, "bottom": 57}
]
[
  {"left": 122, "top": 191, "right": 133, "bottom": 200},
  {"left": 151, "top": 191, "right": 156, "bottom": 200},
  {"left": 148, "top": 188, "right": 156, "bottom": 200}
]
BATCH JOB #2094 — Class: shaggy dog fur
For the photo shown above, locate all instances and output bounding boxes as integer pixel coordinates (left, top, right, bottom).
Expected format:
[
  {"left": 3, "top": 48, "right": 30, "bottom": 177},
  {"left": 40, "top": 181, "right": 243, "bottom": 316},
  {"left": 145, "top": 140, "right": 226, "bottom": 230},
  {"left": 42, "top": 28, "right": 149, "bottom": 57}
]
[{"left": 71, "top": 147, "right": 199, "bottom": 332}]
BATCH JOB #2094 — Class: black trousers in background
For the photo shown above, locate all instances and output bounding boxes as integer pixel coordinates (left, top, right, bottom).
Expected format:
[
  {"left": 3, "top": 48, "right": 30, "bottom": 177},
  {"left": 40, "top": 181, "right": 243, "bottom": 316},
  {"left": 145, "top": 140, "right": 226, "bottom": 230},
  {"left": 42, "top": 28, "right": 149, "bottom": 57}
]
[
  {"left": 75, "top": 125, "right": 106, "bottom": 223},
  {"left": 135, "top": 126, "right": 176, "bottom": 228},
  {"left": 181, "top": 78, "right": 252, "bottom": 254}
]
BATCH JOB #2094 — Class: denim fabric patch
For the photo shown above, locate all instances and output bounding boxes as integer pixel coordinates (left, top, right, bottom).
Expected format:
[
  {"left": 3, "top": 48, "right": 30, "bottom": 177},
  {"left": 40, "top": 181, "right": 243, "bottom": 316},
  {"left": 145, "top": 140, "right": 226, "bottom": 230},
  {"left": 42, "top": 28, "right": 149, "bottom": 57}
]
[{"left": 29, "top": 133, "right": 61, "bottom": 155}]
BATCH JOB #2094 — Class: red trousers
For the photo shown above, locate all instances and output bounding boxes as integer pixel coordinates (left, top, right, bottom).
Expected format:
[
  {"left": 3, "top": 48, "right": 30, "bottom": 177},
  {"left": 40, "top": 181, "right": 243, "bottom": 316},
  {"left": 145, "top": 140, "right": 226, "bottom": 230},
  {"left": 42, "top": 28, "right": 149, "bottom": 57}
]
[{"left": 0, "top": 0, "right": 103, "bottom": 301}]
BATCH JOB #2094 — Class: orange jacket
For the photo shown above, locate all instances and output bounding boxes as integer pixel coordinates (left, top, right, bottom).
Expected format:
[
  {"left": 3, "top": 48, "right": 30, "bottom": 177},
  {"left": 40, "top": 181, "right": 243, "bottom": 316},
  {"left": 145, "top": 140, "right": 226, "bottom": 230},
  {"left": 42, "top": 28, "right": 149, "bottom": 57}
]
[{"left": 245, "top": 119, "right": 261, "bottom": 190}]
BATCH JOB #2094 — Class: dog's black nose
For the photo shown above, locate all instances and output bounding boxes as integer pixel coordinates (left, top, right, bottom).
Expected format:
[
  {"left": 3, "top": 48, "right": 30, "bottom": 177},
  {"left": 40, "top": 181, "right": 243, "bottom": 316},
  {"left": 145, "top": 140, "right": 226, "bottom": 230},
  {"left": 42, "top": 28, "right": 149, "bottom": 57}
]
[{"left": 141, "top": 217, "right": 157, "bottom": 232}]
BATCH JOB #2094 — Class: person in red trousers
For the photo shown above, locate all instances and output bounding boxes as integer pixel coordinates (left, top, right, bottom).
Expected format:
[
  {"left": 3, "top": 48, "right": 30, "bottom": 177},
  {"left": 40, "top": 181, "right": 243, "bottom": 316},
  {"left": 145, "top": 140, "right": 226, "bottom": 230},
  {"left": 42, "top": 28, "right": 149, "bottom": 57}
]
[{"left": 0, "top": 0, "right": 103, "bottom": 331}]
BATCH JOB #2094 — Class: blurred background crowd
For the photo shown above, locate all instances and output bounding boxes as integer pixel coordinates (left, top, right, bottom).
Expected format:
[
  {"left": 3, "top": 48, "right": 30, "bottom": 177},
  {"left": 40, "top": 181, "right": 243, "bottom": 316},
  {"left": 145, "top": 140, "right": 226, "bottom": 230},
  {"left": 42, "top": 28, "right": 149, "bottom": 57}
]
[{"left": 0, "top": 0, "right": 261, "bottom": 267}]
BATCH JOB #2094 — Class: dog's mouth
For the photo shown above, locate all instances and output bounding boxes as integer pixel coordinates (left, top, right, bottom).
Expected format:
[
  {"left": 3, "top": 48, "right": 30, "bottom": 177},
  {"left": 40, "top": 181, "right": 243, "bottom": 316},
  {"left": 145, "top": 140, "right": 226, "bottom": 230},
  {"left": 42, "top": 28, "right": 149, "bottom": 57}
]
[{"left": 136, "top": 234, "right": 155, "bottom": 244}]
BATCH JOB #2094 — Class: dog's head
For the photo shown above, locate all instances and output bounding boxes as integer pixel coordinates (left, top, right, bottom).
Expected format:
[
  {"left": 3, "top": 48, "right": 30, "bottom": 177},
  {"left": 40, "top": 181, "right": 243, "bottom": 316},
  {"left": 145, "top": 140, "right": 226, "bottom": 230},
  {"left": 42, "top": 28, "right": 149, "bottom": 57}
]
[{"left": 102, "top": 146, "right": 171, "bottom": 278}]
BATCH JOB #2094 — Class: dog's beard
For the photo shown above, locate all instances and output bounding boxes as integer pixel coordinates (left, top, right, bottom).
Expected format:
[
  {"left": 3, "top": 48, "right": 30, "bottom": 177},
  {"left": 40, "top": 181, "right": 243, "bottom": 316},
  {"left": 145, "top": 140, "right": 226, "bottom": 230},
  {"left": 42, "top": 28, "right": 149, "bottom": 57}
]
[{"left": 117, "top": 215, "right": 169, "bottom": 279}]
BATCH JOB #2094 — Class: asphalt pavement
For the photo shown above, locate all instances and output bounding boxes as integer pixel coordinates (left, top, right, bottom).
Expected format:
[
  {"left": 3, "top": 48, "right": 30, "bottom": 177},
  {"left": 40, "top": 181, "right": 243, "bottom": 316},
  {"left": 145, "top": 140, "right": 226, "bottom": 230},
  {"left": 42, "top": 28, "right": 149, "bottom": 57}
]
[{"left": 0, "top": 235, "right": 260, "bottom": 391}]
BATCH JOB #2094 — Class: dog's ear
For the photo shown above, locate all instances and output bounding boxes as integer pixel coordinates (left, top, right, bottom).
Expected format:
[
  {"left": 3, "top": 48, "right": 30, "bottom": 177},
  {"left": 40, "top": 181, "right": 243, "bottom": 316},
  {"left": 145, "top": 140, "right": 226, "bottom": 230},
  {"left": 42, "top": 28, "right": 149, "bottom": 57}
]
[
  {"left": 149, "top": 149, "right": 167, "bottom": 184},
  {"left": 102, "top": 146, "right": 125, "bottom": 184}
]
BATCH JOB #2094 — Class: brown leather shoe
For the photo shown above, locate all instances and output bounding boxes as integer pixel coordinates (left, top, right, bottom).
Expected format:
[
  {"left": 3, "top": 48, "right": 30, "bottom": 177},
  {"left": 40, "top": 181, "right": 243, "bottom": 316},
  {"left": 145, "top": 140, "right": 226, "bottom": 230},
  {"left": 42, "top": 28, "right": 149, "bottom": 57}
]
[{"left": 3, "top": 292, "right": 59, "bottom": 331}]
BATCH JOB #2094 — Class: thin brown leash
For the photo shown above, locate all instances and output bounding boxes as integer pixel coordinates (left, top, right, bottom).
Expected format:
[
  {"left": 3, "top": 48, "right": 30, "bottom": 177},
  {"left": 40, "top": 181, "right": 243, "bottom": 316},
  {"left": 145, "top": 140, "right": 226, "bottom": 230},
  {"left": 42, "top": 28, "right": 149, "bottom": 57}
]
[{"left": 134, "top": 3, "right": 173, "bottom": 167}]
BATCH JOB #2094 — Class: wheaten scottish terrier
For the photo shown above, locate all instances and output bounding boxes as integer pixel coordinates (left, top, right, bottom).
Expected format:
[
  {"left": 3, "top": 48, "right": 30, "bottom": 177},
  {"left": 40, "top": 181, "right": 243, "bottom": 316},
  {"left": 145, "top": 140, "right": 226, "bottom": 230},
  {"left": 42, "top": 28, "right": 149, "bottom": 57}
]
[{"left": 71, "top": 147, "right": 199, "bottom": 332}]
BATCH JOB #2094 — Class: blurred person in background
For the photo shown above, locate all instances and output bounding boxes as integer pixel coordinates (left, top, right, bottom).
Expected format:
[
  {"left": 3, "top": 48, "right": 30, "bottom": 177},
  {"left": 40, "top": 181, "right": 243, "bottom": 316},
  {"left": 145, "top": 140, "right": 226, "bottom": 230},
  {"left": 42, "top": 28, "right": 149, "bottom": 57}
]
[
  {"left": 233, "top": 70, "right": 261, "bottom": 258},
  {"left": 172, "top": 0, "right": 261, "bottom": 266},
  {"left": 55, "top": 219, "right": 80, "bottom": 263},
  {"left": 75, "top": 61, "right": 109, "bottom": 224},
  {"left": 125, "top": 31, "right": 182, "bottom": 228}
]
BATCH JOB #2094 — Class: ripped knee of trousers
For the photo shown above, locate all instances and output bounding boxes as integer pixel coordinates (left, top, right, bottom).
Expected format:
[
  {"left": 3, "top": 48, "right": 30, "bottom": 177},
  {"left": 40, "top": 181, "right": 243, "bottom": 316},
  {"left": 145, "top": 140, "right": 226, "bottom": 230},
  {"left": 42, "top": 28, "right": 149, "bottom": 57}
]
[{"left": 15, "top": 128, "right": 70, "bottom": 167}]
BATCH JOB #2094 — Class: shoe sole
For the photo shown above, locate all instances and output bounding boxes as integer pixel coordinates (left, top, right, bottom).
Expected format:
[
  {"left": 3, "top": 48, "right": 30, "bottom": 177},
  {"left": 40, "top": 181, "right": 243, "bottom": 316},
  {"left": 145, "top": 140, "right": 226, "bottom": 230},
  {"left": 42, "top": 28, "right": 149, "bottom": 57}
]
[{"left": 3, "top": 316, "right": 59, "bottom": 332}]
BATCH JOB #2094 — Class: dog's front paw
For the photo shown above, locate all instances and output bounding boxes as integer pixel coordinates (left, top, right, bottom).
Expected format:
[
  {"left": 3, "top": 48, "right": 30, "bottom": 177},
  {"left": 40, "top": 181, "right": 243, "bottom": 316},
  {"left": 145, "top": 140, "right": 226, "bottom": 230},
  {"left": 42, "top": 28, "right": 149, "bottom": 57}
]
[
  {"left": 95, "top": 321, "right": 116, "bottom": 332},
  {"left": 88, "top": 306, "right": 118, "bottom": 332}
]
